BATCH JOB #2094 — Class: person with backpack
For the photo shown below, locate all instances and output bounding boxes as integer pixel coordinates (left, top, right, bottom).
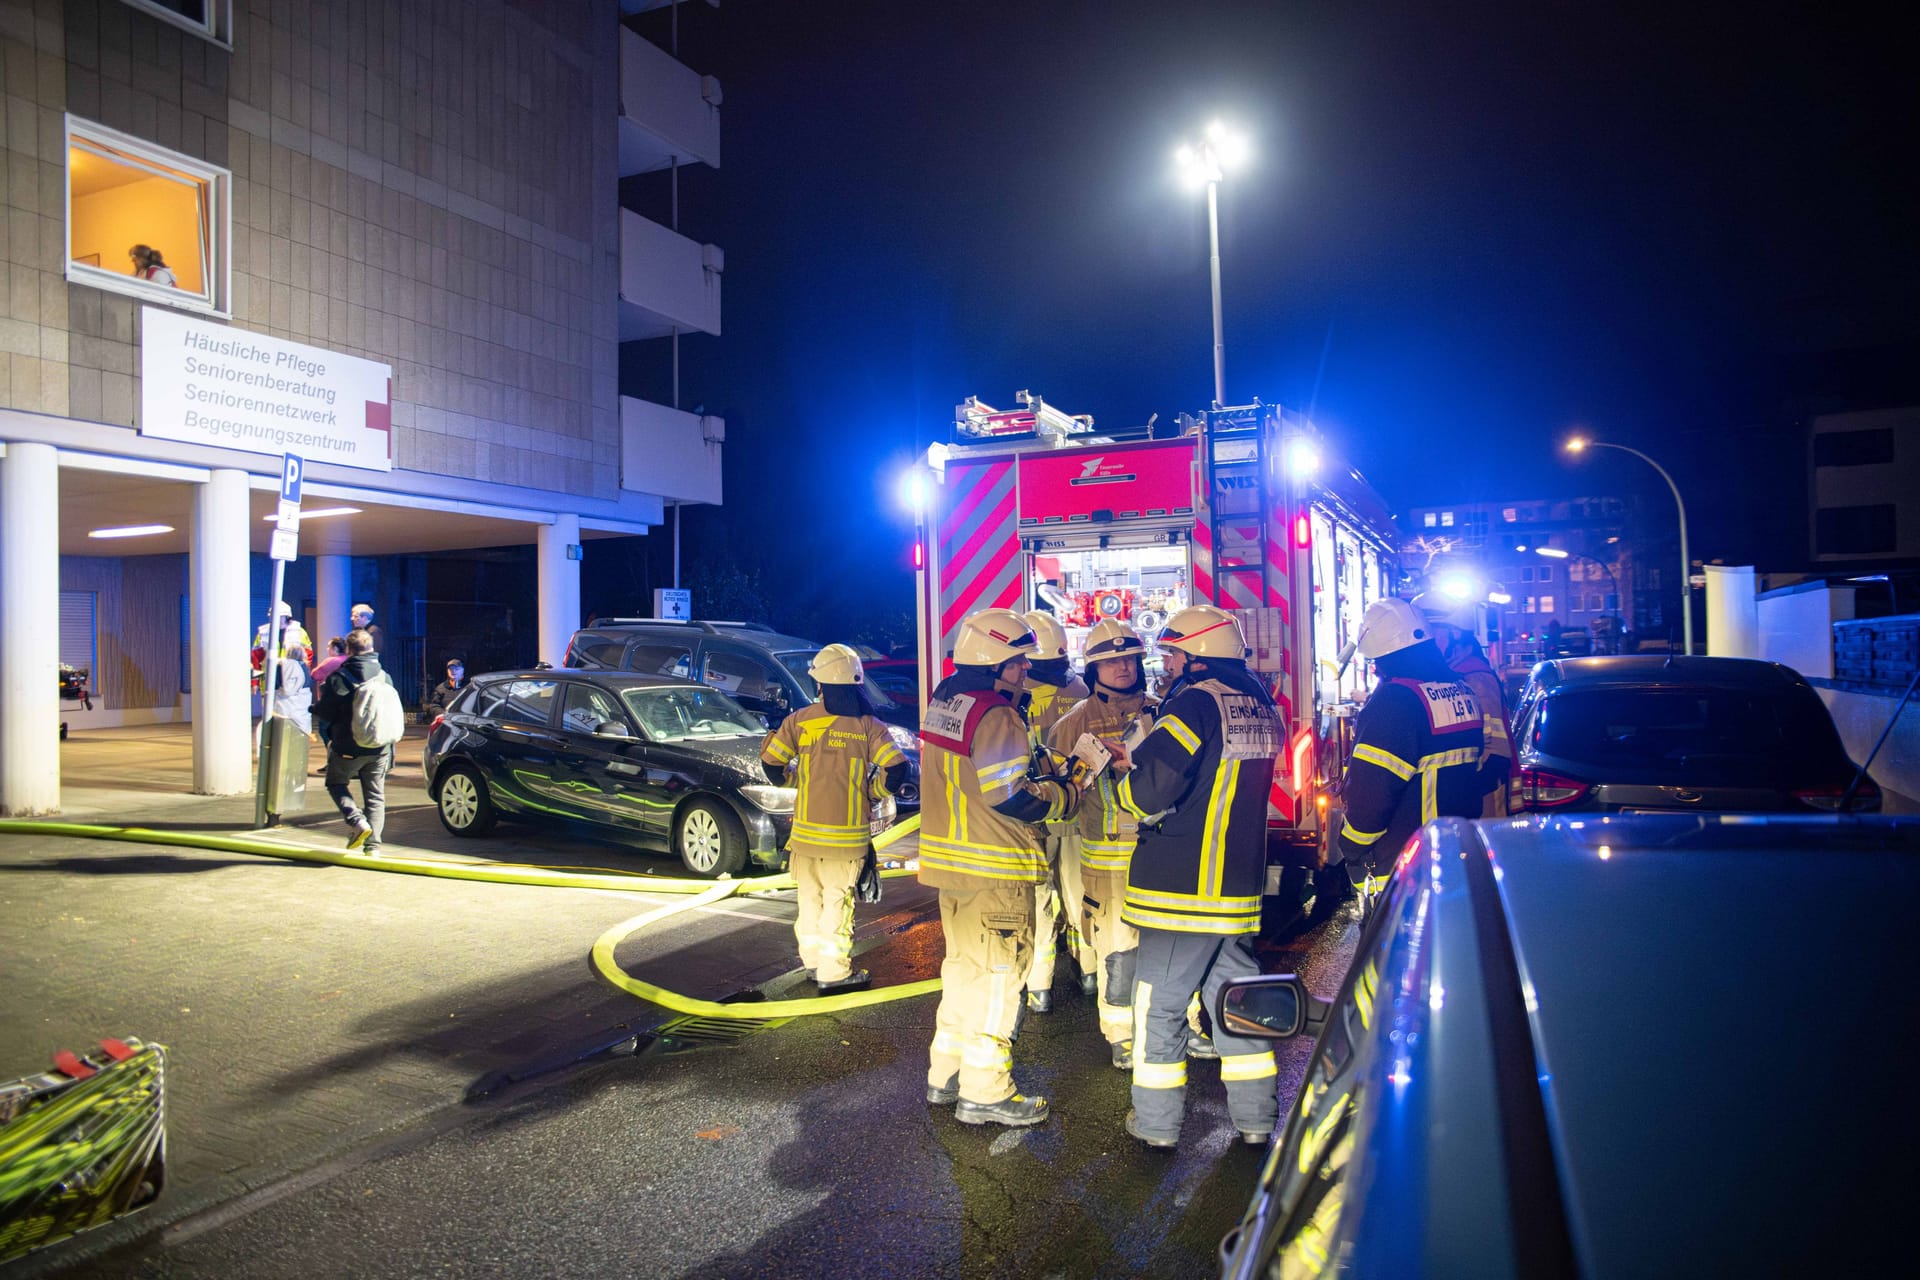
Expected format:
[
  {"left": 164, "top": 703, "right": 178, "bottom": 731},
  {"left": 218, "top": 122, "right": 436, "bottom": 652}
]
[{"left": 312, "top": 628, "right": 405, "bottom": 854}]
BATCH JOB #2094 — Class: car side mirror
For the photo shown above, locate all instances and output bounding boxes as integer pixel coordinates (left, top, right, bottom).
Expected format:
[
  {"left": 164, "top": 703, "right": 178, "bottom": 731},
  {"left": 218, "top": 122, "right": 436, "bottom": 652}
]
[
  {"left": 1216, "top": 974, "right": 1331, "bottom": 1041},
  {"left": 593, "top": 720, "right": 631, "bottom": 739}
]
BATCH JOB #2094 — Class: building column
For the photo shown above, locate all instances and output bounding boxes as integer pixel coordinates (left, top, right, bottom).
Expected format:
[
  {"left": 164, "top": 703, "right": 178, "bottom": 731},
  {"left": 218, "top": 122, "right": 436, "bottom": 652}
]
[
  {"left": 190, "top": 469, "right": 253, "bottom": 795},
  {"left": 0, "top": 442, "right": 62, "bottom": 816},
  {"left": 315, "top": 554, "right": 352, "bottom": 647},
  {"left": 536, "top": 514, "right": 581, "bottom": 667}
]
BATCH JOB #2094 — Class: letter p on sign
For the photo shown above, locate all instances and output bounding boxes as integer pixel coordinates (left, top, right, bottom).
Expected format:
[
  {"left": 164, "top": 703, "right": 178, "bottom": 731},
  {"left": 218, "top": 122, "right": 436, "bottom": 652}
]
[{"left": 280, "top": 453, "right": 304, "bottom": 504}]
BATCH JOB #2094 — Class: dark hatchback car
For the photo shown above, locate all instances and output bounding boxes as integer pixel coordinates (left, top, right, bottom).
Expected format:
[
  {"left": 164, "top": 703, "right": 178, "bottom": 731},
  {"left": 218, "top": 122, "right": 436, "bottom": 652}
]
[
  {"left": 1214, "top": 814, "right": 1920, "bottom": 1277},
  {"left": 563, "top": 620, "right": 922, "bottom": 804},
  {"left": 423, "top": 668, "right": 887, "bottom": 877},
  {"left": 1508, "top": 656, "right": 1878, "bottom": 814}
]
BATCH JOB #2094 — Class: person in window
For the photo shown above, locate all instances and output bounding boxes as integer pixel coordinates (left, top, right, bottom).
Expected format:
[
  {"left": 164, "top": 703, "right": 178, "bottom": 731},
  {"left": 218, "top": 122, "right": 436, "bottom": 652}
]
[
  {"left": 129, "top": 244, "right": 177, "bottom": 287},
  {"left": 426, "top": 659, "right": 466, "bottom": 719}
]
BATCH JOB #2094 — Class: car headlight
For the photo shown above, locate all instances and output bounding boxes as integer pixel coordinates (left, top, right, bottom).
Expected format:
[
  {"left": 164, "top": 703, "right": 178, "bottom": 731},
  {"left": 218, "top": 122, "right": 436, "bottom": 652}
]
[
  {"left": 740, "top": 784, "right": 797, "bottom": 814},
  {"left": 887, "top": 724, "right": 919, "bottom": 753}
]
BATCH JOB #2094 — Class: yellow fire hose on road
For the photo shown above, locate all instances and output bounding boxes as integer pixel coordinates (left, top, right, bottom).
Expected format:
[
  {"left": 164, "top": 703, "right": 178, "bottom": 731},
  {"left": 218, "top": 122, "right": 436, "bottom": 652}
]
[{"left": 0, "top": 814, "right": 939, "bottom": 1017}]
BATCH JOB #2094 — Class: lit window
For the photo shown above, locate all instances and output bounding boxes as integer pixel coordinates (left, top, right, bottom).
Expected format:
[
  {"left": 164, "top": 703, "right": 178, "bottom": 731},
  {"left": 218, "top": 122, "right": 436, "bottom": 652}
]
[
  {"left": 65, "top": 116, "right": 230, "bottom": 316},
  {"left": 119, "top": 1, "right": 232, "bottom": 45},
  {"left": 1502, "top": 507, "right": 1518, "bottom": 522},
  {"left": 1440, "top": 511, "right": 1454, "bottom": 527},
  {"left": 1540, "top": 595, "right": 1556, "bottom": 614},
  {"left": 1423, "top": 512, "right": 1437, "bottom": 528},
  {"left": 1524, "top": 596, "right": 1537, "bottom": 614}
]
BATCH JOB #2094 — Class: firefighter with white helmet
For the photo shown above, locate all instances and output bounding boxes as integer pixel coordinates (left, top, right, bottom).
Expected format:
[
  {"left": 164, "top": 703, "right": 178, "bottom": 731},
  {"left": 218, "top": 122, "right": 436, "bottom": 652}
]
[
  {"left": 1018, "top": 608, "right": 1090, "bottom": 1014},
  {"left": 1111, "top": 603, "right": 1283, "bottom": 1148},
  {"left": 1410, "top": 592, "right": 1514, "bottom": 817},
  {"left": 760, "top": 643, "right": 909, "bottom": 992},
  {"left": 919, "top": 607, "right": 1092, "bottom": 1127},
  {"left": 1333, "top": 598, "right": 1486, "bottom": 884},
  {"left": 1046, "top": 617, "right": 1154, "bottom": 1066},
  {"left": 251, "top": 601, "right": 313, "bottom": 695}
]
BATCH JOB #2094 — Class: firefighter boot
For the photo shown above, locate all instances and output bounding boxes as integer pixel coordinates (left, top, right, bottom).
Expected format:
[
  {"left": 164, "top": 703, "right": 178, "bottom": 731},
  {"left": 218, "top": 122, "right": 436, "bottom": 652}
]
[
  {"left": 1111, "top": 1040, "right": 1132, "bottom": 1070},
  {"left": 1125, "top": 1110, "right": 1177, "bottom": 1150},
  {"left": 1025, "top": 988, "right": 1052, "bottom": 1014},
  {"left": 956, "top": 1093, "right": 1049, "bottom": 1128},
  {"left": 927, "top": 1073, "right": 959, "bottom": 1106},
  {"left": 818, "top": 968, "right": 871, "bottom": 994}
]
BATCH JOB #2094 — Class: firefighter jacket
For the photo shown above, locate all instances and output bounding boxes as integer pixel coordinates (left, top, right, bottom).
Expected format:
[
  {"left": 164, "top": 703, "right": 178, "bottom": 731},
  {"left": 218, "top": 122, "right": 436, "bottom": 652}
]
[
  {"left": 917, "top": 674, "right": 1075, "bottom": 891},
  {"left": 760, "top": 705, "right": 909, "bottom": 860},
  {"left": 1449, "top": 650, "right": 1513, "bottom": 817},
  {"left": 1117, "top": 665, "right": 1280, "bottom": 936},
  {"left": 1023, "top": 672, "right": 1089, "bottom": 750},
  {"left": 1047, "top": 685, "right": 1154, "bottom": 874},
  {"left": 1335, "top": 664, "right": 1486, "bottom": 870}
]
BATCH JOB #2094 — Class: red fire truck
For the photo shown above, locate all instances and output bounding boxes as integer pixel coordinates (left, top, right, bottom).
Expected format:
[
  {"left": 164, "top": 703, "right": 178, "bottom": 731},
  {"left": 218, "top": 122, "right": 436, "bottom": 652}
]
[{"left": 911, "top": 391, "right": 1401, "bottom": 900}]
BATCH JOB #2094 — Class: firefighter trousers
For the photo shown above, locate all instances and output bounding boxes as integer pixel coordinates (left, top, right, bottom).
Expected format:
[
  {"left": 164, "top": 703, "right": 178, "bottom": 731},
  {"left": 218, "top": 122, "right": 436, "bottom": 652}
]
[
  {"left": 1130, "top": 930, "right": 1279, "bottom": 1144},
  {"left": 1080, "top": 866, "right": 1138, "bottom": 1045},
  {"left": 1023, "top": 831, "right": 1065, "bottom": 994},
  {"left": 1056, "top": 834, "right": 1096, "bottom": 979},
  {"left": 929, "top": 884, "right": 1036, "bottom": 1105},
  {"left": 791, "top": 851, "right": 862, "bottom": 983}
]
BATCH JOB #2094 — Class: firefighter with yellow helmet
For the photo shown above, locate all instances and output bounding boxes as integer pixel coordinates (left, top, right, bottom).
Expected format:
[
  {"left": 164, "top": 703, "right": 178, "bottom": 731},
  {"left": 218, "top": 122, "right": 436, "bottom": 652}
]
[
  {"left": 919, "top": 607, "right": 1091, "bottom": 1127},
  {"left": 1018, "top": 609, "right": 1091, "bottom": 1014},
  {"left": 1333, "top": 598, "right": 1486, "bottom": 884},
  {"left": 760, "top": 643, "right": 909, "bottom": 992},
  {"left": 1045, "top": 617, "right": 1154, "bottom": 1067},
  {"left": 1112, "top": 604, "right": 1282, "bottom": 1149}
]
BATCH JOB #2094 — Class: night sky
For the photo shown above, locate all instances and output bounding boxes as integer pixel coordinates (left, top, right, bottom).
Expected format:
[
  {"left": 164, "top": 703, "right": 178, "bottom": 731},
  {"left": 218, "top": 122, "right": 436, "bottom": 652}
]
[{"left": 625, "top": 1, "right": 1917, "bottom": 635}]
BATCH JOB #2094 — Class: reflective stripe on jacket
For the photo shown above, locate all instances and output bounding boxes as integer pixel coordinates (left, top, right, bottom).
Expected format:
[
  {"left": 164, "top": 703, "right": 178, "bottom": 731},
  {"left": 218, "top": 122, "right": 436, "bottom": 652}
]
[
  {"left": 1336, "top": 676, "right": 1485, "bottom": 869},
  {"left": 760, "top": 704, "right": 906, "bottom": 860},
  {"left": 1047, "top": 687, "right": 1153, "bottom": 873},
  {"left": 1118, "top": 675, "right": 1279, "bottom": 935},
  {"left": 917, "top": 688, "right": 1068, "bottom": 889}
]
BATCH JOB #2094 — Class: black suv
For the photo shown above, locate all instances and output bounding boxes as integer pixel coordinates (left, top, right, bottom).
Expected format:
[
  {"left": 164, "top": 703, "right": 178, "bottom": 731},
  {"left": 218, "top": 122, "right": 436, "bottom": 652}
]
[{"left": 564, "top": 620, "right": 921, "bottom": 805}]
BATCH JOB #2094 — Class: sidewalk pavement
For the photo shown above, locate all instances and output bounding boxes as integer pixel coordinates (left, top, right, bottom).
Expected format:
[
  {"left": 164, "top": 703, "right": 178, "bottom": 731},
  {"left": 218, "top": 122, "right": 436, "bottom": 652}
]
[{"left": 1, "top": 725, "right": 927, "bottom": 1275}]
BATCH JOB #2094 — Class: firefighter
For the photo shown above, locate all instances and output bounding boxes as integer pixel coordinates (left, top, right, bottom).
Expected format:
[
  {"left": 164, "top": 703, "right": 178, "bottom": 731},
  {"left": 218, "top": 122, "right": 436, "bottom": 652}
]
[
  {"left": 920, "top": 608, "right": 1088, "bottom": 1127},
  {"left": 1332, "top": 598, "right": 1486, "bottom": 888},
  {"left": 1019, "top": 609, "right": 1091, "bottom": 1013},
  {"left": 1046, "top": 617, "right": 1154, "bottom": 1067},
  {"left": 1112, "top": 604, "right": 1282, "bottom": 1149},
  {"left": 760, "top": 644, "right": 909, "bottom": 993},
  {"left": 1412, "top": 592, "right": 1515, "bottom": 817}
]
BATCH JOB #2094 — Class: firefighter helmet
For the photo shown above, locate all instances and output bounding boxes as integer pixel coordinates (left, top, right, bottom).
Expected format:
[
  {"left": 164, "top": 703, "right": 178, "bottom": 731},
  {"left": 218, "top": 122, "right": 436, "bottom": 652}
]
[
  {"left": 1022, "top": 610, "right": 1069, "bottom": 661},
  {"left": 1083, "top": 618, "right": 1145, "bottom": 661},
  {"left": 1410, "top": 592, "right": 1476, "bottom": 633},
  {"left": 807, "top": 643, "right": 865, "bottom": 686},
  {"left": 1356, "top": 598, "right": 1432, "bottom": 660},
  {"left": 953, "top": 608, "right": 1039, "bottom": 666},
  {"left": 1155, "top": 605, "right": 1247, "bottom": 660}
]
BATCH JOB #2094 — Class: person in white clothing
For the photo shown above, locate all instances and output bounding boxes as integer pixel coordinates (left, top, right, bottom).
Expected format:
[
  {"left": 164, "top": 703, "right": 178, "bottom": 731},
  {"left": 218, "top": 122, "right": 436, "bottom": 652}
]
[{"left": 129, "top": 244, "right": 177, "bottom": 287}]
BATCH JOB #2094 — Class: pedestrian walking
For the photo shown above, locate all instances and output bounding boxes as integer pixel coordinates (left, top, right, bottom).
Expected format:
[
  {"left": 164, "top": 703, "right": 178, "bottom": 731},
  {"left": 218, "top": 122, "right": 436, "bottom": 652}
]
[
  {"left": 918, "top": 608, "right": 1089, "bottom": 1128},
  {"left": 1046, "top": 618, "right": 1154, "bottom": 1067},
  {"left": 312, "top": 629, "right": 404, "bottom": 856},
  {"left": 760, "top": 644, "right": 909, "bottom": 993},
  {"left": 1112, "top": 604, "right": 1282, "bottom": 1150},
  {"left": 1332, "top": 598, "right": 1486, "bottom": 889},
  {"left": 1018, "top": 609, "right": 1090, "bottom": 1014}
]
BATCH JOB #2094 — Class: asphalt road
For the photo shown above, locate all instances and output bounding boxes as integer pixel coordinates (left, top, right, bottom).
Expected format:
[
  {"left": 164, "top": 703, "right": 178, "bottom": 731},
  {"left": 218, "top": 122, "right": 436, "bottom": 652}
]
[{"left": 51, "top": 877, "right": 1357, "bottom": 1279}]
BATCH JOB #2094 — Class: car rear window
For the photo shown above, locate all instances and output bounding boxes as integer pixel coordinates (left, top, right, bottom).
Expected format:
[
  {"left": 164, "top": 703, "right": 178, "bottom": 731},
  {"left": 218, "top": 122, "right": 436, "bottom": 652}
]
[
  {"left": 569, "top": 634, "right": 628, "bottom": 667},
  {"left": 777, "top": 650, "right": 822, "bottom": 700},
  {"left": 1530, "top": 685, "right": 1847, "bottom": 783},
  {"left": 625, "top": 641, "right": 693, "bottom": 678}
]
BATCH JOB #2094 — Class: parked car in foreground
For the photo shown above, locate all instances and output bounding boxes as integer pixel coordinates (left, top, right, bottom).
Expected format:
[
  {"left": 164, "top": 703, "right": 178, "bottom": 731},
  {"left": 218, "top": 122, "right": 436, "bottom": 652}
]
[
  {"left": 564, "top": 619, "right": 922, "bottom": 805},
  {"left": 1215, "top": 813, "right": 1919, "bottom": 1278},
  {"left": 1509, "top": 656, "right": 1878, "bottom": 814},
  {"left": 423, "top": 668, "right": 893, "bottom": 877}
]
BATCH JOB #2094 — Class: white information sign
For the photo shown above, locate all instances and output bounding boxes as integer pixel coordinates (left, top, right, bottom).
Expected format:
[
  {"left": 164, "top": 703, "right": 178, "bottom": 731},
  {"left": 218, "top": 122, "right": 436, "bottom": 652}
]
[
  {"left": 269, "top": 527, "right": 299, "bottom": 561},
  {"left": 139, "top": 308, "right": 393, "bottom": 471},
  {"left": 654, "top": 588, "right": 692, "bottom": 621}
]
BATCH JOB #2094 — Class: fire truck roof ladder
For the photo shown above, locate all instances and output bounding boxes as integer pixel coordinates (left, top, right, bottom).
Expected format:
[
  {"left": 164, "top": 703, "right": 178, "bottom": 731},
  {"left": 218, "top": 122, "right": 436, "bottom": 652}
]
[{"left": 955, "top": 390, "right": 1095, "bottom": 443}]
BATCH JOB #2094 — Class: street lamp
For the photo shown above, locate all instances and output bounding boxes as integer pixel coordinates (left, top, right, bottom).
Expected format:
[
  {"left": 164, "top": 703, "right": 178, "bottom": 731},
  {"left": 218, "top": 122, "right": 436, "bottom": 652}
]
[
  {"left": 1534, "top": 546, "right": 1623, "bottom": 652},
  {"left": 1173, "top": 121, "right": 1252, "bottom": 408},
  {"left": 1565, "top": 435, "right": 1692, "bottom": 654}
]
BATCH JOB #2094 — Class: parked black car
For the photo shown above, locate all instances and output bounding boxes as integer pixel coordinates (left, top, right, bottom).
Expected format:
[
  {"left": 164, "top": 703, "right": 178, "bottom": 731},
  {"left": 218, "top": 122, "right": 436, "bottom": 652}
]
[
  {"left": 564, "top": 619, "right": 922, "bottom": 805},
  {"left": 422, "top": 668, "right": 893, "bottom": 877},
  {"left": 1509, "top": 656, "right": 1878, "bottom": 813}
]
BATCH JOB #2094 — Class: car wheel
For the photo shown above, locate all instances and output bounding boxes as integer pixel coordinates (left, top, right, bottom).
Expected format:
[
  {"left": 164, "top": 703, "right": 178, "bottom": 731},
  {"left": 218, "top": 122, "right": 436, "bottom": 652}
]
[
  {"left": 437, "top": 763, "right": 497, "bottom": 837},
  {"left": 675, "top": 798, "right": 747, "bottom": 878}
]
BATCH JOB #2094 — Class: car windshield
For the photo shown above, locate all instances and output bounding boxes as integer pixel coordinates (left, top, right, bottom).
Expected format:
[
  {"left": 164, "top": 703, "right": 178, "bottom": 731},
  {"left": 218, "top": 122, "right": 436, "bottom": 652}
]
[
  {"left": 621, "top": 686, "right": 765, "bottom": 742},
  {"left": 1532, "top": 684, "right": 1847, "bottom": 784},
  {"left": 777, "top": 650, "right": 822, "bottom": 701}
]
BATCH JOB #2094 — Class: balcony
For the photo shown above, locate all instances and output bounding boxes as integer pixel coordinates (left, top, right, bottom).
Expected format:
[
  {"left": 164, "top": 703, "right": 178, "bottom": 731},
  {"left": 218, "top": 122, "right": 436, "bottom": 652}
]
[
  {"left": 620, "top": 208, "right": 722, "bottom": 340},
  {"left": 619, "top": 25, "right": 721, "bottom": 175},
  {"left": 621, "top": 396, "right": 723, "bottom": 506}
]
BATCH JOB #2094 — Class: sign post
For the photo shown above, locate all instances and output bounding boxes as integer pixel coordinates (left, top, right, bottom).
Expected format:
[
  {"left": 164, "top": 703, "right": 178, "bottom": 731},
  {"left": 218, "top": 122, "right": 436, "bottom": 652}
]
[{"left": 255, "top": 454, "right": 304, "bottom": 826}]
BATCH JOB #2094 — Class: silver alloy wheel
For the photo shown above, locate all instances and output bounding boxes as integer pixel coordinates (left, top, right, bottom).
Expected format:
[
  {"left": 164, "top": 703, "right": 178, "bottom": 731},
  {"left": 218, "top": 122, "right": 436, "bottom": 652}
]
[
  {"left": 679, "top": 806, "right": 723, "bottom": 873},
  {"left": 441, "top": 772, "right": 480, "bottom": 828}
]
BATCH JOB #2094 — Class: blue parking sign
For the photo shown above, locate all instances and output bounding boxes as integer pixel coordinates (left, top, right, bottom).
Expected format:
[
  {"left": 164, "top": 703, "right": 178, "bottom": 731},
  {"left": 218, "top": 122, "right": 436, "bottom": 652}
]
[{"left": 280, "top": 453, "right": 304, "bottom": 504}]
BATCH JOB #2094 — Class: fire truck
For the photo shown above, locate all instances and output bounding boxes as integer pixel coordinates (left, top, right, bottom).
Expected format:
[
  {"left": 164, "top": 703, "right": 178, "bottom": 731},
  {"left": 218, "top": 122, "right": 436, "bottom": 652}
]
[{"left": 911, "top": 390, "right": 1401, "bottom": 901}]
